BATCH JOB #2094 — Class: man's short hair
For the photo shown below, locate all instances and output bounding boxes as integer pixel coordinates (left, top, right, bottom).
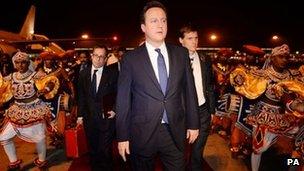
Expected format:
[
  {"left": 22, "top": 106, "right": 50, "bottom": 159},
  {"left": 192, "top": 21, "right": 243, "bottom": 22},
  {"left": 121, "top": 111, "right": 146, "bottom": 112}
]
[
  {"left": 178, "top": 24, "right": 198, "bottom": 39},
  {"left": 92, "top": 44, "right": 108, "bottom": 55},
  {"left": 140, "top": 1, "right": 167, "bottom": 24}
]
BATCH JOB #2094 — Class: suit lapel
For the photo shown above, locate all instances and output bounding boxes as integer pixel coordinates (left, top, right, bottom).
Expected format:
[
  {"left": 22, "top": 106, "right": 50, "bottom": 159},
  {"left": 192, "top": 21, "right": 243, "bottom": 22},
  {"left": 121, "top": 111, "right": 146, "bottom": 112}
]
[
  {"left": 96, "top": 66, "right": 109, "bottom": 95},
  {"left": 140, "top": 44, "right": 162, "bottom": 93},
  {"left": 85, "top": 66, "right": 92, "bottom": 89},
  {"left": 199, "top": 54, "right": 207, "bottom": 93},
  {"left": 165, "top": 44, "right": 176, "bottom": 95}
]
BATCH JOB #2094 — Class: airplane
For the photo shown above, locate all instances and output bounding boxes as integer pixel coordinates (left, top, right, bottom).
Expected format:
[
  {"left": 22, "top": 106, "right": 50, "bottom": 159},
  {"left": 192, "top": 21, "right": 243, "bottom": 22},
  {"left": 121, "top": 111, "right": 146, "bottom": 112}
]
[
  {"left": 0, "top": 5, "right": 66, "bottom": 56},
  {"left": 0, "top": 5, "right": 115, "bottom": 56},
  {"left": 0, "top": 5, "right": 34, "bottom": 55}
]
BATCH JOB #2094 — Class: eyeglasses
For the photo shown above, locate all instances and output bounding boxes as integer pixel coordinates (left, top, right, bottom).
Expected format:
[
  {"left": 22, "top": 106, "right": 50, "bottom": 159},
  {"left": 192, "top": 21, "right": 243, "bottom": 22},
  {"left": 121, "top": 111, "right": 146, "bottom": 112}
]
[{"left": 91, "top": 53, "right": 107, "bottom": 59}]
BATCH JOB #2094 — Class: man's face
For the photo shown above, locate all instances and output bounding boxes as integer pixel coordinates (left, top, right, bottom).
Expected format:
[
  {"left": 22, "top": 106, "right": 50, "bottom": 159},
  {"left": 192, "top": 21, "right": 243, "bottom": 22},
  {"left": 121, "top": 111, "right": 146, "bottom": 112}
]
[
  {"left": 91, "top": 48, "right": 107, "bottom": 68},
  {"left": 272, "top": 54, "right": 289, "bottom": 70},
  {"left": 179, "top": 31, "right": 198, "bottom": 53},
  {"left": 34, "top": 57, "right": 42, "bottom": 65},
  {"left": 44, "top": 59, "right": 53, "bottom": 68},
  {"left": 141, "top": 7, "right": 167, "bottom": 45},
  {"left": 79, "top": 53, "right": 87, "bottom": 62},
  {"left": 15, "top": 59, "right": 29, "bottom": 73}
]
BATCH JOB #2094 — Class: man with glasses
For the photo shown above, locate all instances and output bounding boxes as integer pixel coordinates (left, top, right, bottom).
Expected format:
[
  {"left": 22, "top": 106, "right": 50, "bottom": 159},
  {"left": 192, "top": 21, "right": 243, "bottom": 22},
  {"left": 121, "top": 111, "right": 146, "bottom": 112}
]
[{"left": 78, "top": 45, "right": 118, "bottom": 171}]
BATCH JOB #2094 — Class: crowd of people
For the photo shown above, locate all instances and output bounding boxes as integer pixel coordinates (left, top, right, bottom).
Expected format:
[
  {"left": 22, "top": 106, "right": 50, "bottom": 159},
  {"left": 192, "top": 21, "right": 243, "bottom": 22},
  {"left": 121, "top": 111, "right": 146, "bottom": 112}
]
[{"left": 0, "top": 1, "right": 303, "bottom": 171}]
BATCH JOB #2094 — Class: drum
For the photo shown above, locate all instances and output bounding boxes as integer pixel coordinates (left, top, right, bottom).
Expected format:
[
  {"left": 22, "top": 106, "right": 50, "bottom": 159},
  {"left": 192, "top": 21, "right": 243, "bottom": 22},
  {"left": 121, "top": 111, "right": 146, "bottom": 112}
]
[
  {"left": 215, "top": 93, "right": 242, "bottom": 117},
  {"left": 59, "top": 93, "right": 73, "bottom": 112},
  {"left": 226, "top": 94, "right": 242, "bottom": 114},
  {"left": 215, "top": 93, "right": 230, "bottom": 117},
  {"left": 295, "top": 125, "right": 304, "bottom": 158}
]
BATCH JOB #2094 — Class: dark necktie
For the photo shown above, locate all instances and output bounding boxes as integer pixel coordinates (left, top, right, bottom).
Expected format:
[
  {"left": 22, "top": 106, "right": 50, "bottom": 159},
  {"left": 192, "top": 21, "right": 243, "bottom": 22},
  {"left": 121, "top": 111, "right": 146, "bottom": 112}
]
[
  {"left": 155, "top": 48, "right": 168, "bottom": 123},
  {"left": 91, "top": 69, "right": 98, "bottom": 96},
  {"left": 80, "top": 64, "right": 85, "bottom": 72}
]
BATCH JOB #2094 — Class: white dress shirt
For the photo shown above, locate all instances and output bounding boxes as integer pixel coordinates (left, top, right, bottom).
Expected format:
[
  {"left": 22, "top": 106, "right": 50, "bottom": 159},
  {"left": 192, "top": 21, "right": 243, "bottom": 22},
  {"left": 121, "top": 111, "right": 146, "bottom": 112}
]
[
  {"left": 146, "top": 41, "right": 170, "bottom": 123},
  {"left": 190, "top": 51, "right": 205, "bottom": 106},
  {"left": 91, "top": 65, "right": 104, "bottom": 93},
  {"left": 145, "top": 41, "right": 170, "bottom": 81}
]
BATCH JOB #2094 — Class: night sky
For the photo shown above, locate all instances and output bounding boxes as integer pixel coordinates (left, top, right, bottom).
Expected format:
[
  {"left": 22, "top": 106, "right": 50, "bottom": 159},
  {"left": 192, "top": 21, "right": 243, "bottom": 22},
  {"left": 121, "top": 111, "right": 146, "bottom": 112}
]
[{"left": 1, "top": 0, "right": 304, "bottom": 50}]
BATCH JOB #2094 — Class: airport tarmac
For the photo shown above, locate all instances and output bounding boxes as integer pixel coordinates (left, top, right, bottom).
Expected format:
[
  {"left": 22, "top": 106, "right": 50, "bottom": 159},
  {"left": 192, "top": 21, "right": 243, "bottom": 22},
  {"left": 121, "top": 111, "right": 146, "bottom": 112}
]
[{"left": 0, "top": 133, "right": 249, "bottom": 171}]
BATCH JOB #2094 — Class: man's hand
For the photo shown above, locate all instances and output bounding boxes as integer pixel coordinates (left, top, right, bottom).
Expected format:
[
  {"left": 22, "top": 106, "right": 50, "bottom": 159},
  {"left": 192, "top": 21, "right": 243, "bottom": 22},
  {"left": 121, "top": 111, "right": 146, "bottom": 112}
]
[
  {"left": 187, "top": 129, "right": 199, "bottom": 144},
  {"left": 76, "top": 60, "right": 82, "bottom": 65},
  {"left": 118, "top": 141, "right": 130, "bottom": 162},
  {"left": 77, "top": 117, "right": 83, "bottom": 125},
  {"left": 273, "top": 85, "right": 284, "bottom": 99},
  {"left": 290, "top": 99, "right": 304, "bottom": 113},
  {"left": 107, "top": 111, "right": 116, "bottom": 119},
  {"left": 36, "top": 88, "right": 48, "bottom": 97}
]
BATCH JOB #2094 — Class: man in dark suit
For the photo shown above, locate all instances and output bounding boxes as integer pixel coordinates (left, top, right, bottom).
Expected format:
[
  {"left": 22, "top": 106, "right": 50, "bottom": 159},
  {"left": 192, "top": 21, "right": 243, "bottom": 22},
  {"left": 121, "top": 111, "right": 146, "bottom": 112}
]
[
  {"left": 116, "top": 1, "right": 199, "bottom": 171},
  {"left": 179, "top": 24, "right": 216, "bottom": 171},
  {"left": 78, "top": 45, "right": 118, "bottom": 171}
]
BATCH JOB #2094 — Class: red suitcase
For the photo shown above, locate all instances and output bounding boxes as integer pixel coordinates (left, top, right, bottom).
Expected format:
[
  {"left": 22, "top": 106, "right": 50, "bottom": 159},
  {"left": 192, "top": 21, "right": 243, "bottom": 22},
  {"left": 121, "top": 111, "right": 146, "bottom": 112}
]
[{"left": 64, "top": 124, "right": 88, "bottom": 158}]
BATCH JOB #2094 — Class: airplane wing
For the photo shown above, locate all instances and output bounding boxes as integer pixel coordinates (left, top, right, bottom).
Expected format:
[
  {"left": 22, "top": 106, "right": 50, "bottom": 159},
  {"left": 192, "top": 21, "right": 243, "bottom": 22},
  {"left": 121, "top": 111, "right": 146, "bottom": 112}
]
[
  {"left": 0, "top": 5, "right": 117, "bottom": 55},
  {"left": 8, "top": 36, "right": 114, "bottom": 54},
  {"left": 8, "top": 37, "right": 113, "bottom": 44}
]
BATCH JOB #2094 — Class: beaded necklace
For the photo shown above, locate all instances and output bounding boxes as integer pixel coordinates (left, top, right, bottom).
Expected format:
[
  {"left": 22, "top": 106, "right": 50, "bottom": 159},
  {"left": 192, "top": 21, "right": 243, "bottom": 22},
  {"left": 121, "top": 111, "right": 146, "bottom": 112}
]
[
  {"left": 266, "top": 66, "right": 290, "bottom": 83},
  {"left": 15, "top": 69, "right": 33, "bottom": 81}
]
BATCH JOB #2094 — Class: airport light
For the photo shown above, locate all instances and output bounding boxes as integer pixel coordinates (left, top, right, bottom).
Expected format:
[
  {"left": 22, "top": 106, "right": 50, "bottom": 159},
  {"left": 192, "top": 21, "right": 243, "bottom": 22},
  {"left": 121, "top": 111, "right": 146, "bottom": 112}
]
[
  {"left": 270, "top": 35, "right": 282, "bottom": 46},
  {"left": 272, "top": 35, "right": 279, "bottom": 41},
  {"left": 81, "top": 34, "right": 89, "bottom": 39},
  {"left": 210, "top": 34, "right": 217, "bottom": 41}
]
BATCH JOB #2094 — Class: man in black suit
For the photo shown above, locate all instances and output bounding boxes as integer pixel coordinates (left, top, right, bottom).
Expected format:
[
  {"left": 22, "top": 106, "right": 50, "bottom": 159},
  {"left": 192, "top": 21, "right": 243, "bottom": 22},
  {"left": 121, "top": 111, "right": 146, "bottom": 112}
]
[
  {"left": 179, "top": 24, "right": 216, "bottom": 171},
  {"left": 116, "top": 1, "right": 199, "bottom": 170},
  {"left": 78, "top": 45, "right": 118, "bottom": 171}
]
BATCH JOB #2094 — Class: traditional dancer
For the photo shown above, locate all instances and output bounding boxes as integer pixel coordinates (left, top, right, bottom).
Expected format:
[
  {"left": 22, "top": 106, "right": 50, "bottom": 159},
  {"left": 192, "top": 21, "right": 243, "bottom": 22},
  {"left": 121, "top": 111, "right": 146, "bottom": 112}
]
[
  {"left": 38, "top": 51, "right": 75, "bottom": 148},
  {"left": 230, "top": 44, "right": 303, "bottom": 171},
  {"left": 0, "top": 51, "right": 58, "bottom": 170}
]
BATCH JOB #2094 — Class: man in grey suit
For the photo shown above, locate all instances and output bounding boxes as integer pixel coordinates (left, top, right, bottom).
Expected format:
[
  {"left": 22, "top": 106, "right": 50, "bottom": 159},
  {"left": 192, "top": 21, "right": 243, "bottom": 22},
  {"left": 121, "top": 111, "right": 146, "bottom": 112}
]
[
  {"left": 116, "top": 1, "right": 199, "bottom": 171},
  {"left": 179, "top": 24, "right": 216, "bottom": 171}
]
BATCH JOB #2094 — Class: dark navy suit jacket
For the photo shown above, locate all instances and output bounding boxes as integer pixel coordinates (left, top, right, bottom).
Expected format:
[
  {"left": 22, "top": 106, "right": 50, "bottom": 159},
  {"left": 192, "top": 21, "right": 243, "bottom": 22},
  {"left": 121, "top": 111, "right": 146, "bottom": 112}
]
[
  {"left": 78, "top": 65, "right": 118, "bottom": 131},
  {"left": 116, "top": 43, "right": 199, "bottom": 154}
]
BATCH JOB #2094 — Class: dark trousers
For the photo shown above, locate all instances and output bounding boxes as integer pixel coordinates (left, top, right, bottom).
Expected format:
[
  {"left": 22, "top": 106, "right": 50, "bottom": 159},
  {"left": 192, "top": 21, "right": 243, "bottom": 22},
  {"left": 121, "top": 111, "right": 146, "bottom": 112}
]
[
  {"left": 131, "top": 124, "right": 185, "bottom": 171},
  {"left": 190, "top": 104, "right": 211, "bottom": 171},
  {"left": 83, "top": 116, "right": 115, "bottom": 171}
]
